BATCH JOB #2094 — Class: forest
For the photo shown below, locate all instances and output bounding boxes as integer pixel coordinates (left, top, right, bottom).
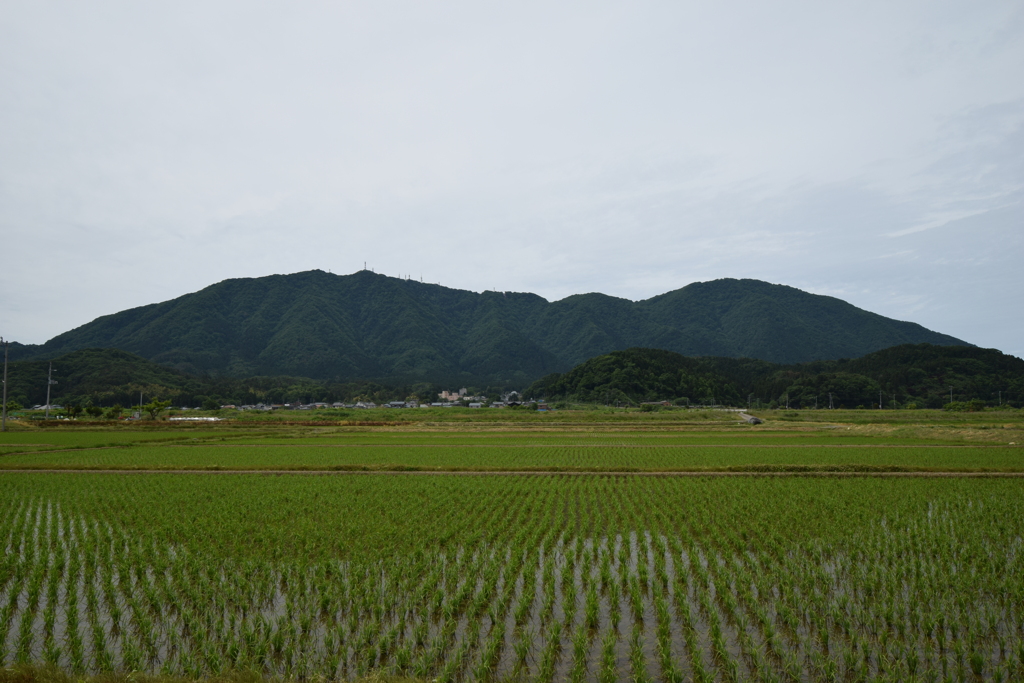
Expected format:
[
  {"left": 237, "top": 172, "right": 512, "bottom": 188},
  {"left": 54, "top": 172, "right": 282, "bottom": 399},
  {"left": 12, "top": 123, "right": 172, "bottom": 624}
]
[
  {"left": 4, "top": 343, "right": 1022, "bottom": 411},
  {"left": 527, "top": 344, "right": 1024, "bottom": 409}
]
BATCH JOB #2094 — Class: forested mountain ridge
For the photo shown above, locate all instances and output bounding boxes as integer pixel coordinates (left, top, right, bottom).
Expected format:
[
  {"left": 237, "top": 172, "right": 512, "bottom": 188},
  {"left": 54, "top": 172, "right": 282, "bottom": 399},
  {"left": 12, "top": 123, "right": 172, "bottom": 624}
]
[{"left": 10, "top": 270, "right": 967, "bottom": 383}]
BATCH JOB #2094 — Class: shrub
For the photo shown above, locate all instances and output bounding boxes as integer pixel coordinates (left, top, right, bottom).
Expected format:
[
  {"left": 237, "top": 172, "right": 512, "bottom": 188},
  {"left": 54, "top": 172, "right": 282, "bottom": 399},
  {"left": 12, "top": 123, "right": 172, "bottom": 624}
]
[{"left": 944, "top": 399, "right": 987, "bottom": 412}]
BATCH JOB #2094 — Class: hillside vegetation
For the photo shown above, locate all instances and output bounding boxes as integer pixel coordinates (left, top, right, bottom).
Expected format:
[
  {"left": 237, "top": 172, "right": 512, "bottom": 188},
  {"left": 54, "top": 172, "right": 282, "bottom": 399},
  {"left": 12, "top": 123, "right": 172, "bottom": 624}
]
[
  {"left": 528, "top": 344, "right": 1024, "bottom": 409},
  {"left": 10, "top": 270, "right": 965, "bottom": 383},
  {"left": 5, "top": 343, "right": 1019, "bottom": 411},
  {"left": 1, "top": 349, "right": 420, "bottom": 409}
]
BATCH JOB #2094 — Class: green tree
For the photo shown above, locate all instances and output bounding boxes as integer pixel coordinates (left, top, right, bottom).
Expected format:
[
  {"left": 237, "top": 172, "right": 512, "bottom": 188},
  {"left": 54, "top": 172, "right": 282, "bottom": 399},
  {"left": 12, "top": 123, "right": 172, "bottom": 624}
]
[
  {"left": 143, "top": 400, "right": 172, "bottom": 420},
  {"left": 5, "top": 400, "right": 23, "bottom": 412},
  {"left": 104, "top": 404, "right": 123, "bottom": 420},
  {"left": 85, "top": 405, "right": 103, "bottom": 419}
]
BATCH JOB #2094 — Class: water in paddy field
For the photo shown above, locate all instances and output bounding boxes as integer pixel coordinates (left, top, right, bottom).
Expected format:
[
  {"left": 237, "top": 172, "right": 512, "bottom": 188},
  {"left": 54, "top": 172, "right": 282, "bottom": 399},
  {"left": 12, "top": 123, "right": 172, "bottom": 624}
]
[{"left": 1, "top": 497, "right": 1023, "bottom": 681}]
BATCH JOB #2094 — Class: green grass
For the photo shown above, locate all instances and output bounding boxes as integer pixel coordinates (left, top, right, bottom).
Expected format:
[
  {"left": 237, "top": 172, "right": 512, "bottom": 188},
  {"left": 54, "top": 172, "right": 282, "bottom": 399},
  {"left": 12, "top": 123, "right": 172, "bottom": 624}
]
[
  {"left": 243, "top": 431, "right": 962, "bottom": 445},
  {"left": 0, "top": 427, "right": 979, "bottom": 449},
  {"left": 0, "top": 445, "right": 58, "bottom": 454},
  {"left": 2, "top": 442, "right": 1020, "bottom": 471},
  {"left": 4, "top": 422, "right": 1019, "bottom": 472},
  {"left": 0, "top": 430, "right": 236, "bottom": 447},
  {"left": 754, "top": 406, "right": 1023, "bottom": 425}
]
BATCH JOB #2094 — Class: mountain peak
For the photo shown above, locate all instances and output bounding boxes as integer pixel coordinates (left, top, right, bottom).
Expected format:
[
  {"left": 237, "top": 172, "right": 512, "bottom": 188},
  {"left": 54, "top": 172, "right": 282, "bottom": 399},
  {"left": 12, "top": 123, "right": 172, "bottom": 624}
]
[{"left": 10, "top": 271, "right": 969, "bottom": 383}]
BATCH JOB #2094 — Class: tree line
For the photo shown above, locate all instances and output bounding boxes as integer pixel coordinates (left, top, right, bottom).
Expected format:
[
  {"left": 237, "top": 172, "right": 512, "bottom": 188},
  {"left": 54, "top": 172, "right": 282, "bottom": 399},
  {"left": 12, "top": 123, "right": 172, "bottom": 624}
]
[
  {"left": 4, "top": 343, "right": 1022, "bottom": 413},
  {"left": 527, "top": 345, "right": 1024, "bottom": 409}
]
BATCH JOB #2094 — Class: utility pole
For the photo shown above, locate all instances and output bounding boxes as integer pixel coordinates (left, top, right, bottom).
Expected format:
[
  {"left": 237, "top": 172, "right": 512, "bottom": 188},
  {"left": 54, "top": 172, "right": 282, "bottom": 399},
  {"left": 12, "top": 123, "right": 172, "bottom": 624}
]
[
  {"left": 45, "top": 363, "right": 57, "bottom": 419},
  {"left": 1, "top": 337, "right": 8, "bottom": 432},
  {"left": 828, "top": 392, "right": 834, "bottom": 410},
  {"left": 892, "top": 393, "right": 897, "bottom": 410},
  {"left": 879, "top": 390, "right": 883, "bottom": 410},
  {"left": 949, "top": 386, "right": 953, "bottom": 405}
]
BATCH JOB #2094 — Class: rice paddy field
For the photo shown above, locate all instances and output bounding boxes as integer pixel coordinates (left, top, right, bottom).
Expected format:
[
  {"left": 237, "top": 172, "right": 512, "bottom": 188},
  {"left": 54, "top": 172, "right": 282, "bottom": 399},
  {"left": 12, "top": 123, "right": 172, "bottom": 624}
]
[
  {"left": 1, "top": 442, "right": 1023, "bottom": 472},
  {"left": 2, "top": 412, "right": 1023, "bottom": 682}
]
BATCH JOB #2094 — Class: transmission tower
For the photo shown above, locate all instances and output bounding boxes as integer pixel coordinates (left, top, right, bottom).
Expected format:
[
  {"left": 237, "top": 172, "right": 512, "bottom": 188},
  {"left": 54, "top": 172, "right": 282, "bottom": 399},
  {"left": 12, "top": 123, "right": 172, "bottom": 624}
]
[{"left": 45, "top": 363, "right": 57, "bottom": 419}]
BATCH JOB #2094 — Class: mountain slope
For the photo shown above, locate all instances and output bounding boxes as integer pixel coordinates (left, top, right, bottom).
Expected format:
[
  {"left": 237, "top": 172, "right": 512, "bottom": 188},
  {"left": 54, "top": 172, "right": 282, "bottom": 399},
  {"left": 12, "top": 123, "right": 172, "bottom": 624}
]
[
  {"left": 10, "top": 271, "right": 968, "bottom": 382},
  {"left": 638, "top": 279, "right": 958, "bottom": 361}
]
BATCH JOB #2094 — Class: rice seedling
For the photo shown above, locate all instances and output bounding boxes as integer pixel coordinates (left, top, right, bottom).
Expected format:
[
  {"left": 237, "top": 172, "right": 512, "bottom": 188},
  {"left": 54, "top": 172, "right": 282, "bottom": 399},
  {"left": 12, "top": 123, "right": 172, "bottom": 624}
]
[
  {"left": 568, "top": 623, "right": 590, "bottom": 683},
  {"left": 0, "top": 469, "right": 1021, "bottom": 680}
]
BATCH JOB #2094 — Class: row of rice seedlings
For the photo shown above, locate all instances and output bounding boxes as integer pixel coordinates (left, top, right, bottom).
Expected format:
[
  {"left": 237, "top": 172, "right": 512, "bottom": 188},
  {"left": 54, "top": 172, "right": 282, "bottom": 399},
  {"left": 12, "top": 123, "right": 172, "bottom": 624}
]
[{"left": 3, "top": 477, "right": 1024, "bottom": 679}]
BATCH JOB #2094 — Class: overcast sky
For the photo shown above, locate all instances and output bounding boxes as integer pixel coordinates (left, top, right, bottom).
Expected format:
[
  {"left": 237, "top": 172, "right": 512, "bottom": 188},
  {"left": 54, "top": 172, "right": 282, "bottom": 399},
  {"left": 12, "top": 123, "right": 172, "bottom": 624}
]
[{"left": 2, "top": 1, "right": 1022, "bottom": 357}]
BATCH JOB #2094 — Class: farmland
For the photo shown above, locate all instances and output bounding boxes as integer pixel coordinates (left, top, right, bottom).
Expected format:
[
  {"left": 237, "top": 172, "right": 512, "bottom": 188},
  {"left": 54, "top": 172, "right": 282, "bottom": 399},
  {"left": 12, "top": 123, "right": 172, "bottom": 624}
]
[
  {"left": 1, "top": 411, "right": 1023, "bottom": 682},
  {"left": 1, "top": 442, "right": 1022, "bottom": 472}
]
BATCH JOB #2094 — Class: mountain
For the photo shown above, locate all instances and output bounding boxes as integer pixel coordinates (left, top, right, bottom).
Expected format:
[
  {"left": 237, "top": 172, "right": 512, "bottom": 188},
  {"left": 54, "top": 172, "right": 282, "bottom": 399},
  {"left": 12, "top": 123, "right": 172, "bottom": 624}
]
[
  {"left": 9, "top": 270, "right": 968, "bottom": 383},
  {"left": 529, "top": 344, "right": 1024, "bottom": 409}
]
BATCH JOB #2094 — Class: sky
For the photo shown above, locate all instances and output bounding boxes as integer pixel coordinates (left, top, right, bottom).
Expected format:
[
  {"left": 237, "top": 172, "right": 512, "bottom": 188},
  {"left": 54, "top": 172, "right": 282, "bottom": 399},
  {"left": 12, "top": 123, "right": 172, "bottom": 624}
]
[{"left": 2, "top": 1, "right": 1022, "bottom": 356}]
